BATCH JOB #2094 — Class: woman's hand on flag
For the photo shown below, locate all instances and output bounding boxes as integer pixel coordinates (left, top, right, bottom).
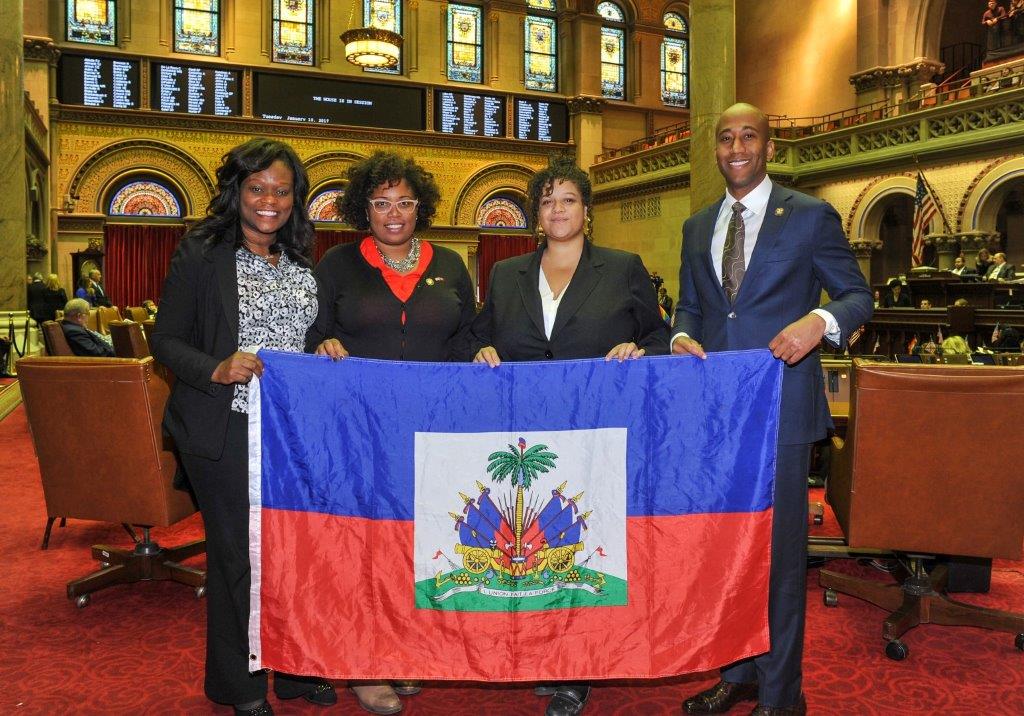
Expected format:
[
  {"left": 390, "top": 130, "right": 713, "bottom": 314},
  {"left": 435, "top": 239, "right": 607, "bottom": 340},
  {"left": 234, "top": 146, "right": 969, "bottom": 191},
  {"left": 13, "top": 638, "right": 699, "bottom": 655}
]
[
  {"left": 315, "top": 338, "right": 349, "bottom": 360},
  {"left": 211, "top": 351, "right": 263, "bottom": 385},
  {"left": 605, "top": 342, "right": 645, "bottom": 362},
  {"left": 474, "top": 345, "right": 501, "bottom": 367}
]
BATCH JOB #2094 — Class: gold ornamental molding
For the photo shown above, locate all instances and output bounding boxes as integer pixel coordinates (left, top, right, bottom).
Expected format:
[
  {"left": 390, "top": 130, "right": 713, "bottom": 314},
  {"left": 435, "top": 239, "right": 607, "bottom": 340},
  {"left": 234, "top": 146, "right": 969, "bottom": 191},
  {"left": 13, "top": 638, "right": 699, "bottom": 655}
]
[
  {"left": 452, "top": 163, "right": 537, "bottom": 226},
  {"left": 849, "top": 58, "right": 944, "bottom": 93},
  {"left": 567, "top": 95, "right": 606, "bottom": 116},
  {"left": 23, "top": 36, "right": 60, "bottom": 64}
]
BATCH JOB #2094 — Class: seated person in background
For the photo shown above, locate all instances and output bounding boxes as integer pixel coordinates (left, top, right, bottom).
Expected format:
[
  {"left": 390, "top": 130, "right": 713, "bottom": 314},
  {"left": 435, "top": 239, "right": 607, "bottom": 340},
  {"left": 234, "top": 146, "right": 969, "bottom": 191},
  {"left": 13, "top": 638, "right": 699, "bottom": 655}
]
[
  {"left": 60, "top": 298, "right": 114, "bottom": 357},
  {"left": 919, "top": 298, "right": 933, "bottom": 310},
  {"left": 142, "top": 299, "right": 158, "bottom": 317},
  {"left": 950, "top": 256, "right": 970, "bottom": 276},
  {"left": 976, "top": 247, "right": 993, "bottom": 277},
  {"left": 953, "top": 297, "right": 971, "bottom": 307},
  {"left": 941, "top": 335, "right": 972, "bottom": 356},
  {"left": 985, "top": 252, "right": 1015, "bottom": 281},
  {"left": 883, "top": 278, "right": 911, "bottom": 307},
  {"left": 992, "top": 325, "right": 1021, "bottom": 351}
]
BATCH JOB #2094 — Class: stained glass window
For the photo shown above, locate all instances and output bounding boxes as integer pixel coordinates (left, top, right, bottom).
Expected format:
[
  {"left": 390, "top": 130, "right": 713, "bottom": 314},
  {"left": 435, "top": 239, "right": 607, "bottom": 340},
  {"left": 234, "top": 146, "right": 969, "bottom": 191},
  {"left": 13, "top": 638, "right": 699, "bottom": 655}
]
[
  {"left": 447, "top": 4, "right": 483, "bottom": 83},
  {"left": 67, "top": 0, "right": 117, "bottom": 46},
  {"left": 272, "top": 0, "right": 314, "bottom": 66},
  {"left": 108, "top": 180, "right": 182, "bottom": 217},
  {"left": 477, "top": 197, "right": 528, "bottom": 229},
  {"left": 364, "top": 0, "right": 403, "bottom": 76},
  {"left": 596, "top": 2, "right": 624, "bottom": 22},
  {"left": 661, "top": 12, "right": 688, "bottom": 107},
  {"left": 525, "top": 5, "right": 557, "bottom": 93},
  {"left": 308, "top": 188, "right": 346, "bottom": 223},
  {"left": 174, "top": 0, "right": 220, "bottom": 56},
  {"left": 598, "top": 2, "right": 625, "bottom": 100}
]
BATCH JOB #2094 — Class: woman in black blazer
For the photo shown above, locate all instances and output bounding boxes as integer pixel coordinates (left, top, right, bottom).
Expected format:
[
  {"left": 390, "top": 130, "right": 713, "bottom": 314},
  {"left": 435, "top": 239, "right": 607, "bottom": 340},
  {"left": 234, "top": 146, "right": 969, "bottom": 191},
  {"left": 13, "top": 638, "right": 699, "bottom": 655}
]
[
  {"left": 150, "top": 139, "right": 335, "bottom": 716},
  {"left": 470, "top": 157, "right": 668, "bottom": 716}
]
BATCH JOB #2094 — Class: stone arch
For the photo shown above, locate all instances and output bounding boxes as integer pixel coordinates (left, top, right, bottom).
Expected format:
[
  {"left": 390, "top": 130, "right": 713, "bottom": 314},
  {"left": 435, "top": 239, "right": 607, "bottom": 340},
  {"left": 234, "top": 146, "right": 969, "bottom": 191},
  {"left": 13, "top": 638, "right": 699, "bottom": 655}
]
[
  {"left": 960, "top": 156, "right": 1024, "bottom": 232},
  {"left": 849, "top": 174, "right": 917, "bottom": 243},
  {"left": 452, "top": 163, "right": 536, "bottom": 226},
  {"left": 68, "top": 139, "right": 213, "bottom": 217},
  {"left": 305, "top": 150, "right": 367, "bottom": 196}
]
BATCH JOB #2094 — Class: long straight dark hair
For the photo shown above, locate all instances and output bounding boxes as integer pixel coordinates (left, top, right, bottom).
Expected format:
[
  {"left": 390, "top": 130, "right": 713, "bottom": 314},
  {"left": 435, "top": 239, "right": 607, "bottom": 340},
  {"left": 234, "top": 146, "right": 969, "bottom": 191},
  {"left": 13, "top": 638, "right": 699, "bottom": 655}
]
[{"left": 189, "top": 138, "right": 314, "bottom": 265}]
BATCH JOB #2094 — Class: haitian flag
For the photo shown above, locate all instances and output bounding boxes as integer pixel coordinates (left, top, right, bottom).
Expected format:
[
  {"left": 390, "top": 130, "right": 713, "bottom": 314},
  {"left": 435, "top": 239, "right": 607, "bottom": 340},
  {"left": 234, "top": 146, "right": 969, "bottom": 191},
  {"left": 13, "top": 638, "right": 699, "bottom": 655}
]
[{"left": 248, "top": 349, "right": 781, "bottom": 681}]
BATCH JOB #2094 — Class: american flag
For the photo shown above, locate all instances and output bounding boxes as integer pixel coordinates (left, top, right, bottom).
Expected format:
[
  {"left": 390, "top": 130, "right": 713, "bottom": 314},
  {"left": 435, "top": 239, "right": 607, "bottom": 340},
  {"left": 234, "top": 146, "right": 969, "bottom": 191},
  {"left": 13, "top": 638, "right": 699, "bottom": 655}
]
[{"left": 912, "top": 173, "right": 938, "bottom": 267}]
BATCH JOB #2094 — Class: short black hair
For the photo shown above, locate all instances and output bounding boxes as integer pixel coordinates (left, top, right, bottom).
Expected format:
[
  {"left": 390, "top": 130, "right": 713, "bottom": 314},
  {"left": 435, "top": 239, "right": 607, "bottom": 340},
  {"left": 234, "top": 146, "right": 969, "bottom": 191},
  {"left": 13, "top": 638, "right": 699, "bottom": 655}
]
[
  {"left": 188, "top": 138, "right": 314, "bottom": 266},
  {"left": 526, "top": 155, "right": 592, "bottom": 228},
  {"left": 337, "top": 151, "right": 440, "bottom": 232}
]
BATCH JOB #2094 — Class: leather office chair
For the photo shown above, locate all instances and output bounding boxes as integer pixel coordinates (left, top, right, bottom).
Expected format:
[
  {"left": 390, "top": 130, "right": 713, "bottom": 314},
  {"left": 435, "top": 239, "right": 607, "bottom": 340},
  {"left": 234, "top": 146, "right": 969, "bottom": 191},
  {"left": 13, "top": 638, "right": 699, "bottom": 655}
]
[
  {"left": 17, "top": 356, "right": 205, "bottom": 607},
  {"left": 96, "top": 305, "right": 122, "bottom": 335},
  {"left": 820, "top": 360, "right": 1024, "bottom": 660},
  {"left": 108, "top": 320, "right": 151, "bottom": 358},
  {"left": 125, "top": 307, "right": 149, "bottom": 323},
  {"left": 40, "top": 321, "right": 74, "bottom": 356}
]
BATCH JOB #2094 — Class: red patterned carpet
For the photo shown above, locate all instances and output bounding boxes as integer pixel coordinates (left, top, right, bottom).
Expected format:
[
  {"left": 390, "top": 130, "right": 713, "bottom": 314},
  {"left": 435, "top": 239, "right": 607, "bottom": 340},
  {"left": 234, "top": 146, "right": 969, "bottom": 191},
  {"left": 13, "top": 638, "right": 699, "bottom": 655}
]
[{"left": 1, "top": 403, "right": 1021, "bottom": 715}]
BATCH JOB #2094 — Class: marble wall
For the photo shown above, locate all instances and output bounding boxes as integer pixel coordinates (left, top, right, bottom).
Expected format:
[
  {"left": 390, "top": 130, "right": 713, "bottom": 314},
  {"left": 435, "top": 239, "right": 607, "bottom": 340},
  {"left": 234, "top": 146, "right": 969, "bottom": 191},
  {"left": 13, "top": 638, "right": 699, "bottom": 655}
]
[{"left": 0, "top": 2, "right": 26, "bottom": 311}]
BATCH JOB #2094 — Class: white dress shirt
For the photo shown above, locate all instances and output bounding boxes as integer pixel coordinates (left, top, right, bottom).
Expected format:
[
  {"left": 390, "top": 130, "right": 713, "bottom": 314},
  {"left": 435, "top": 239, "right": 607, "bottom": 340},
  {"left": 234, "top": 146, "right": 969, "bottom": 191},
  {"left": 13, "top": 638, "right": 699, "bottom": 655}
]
[
  {"left": 672, "top": 175, "right": 840, "bottom": 347},
  {"left": 538, "top": 269, "right": 562, "bottom": 339}
]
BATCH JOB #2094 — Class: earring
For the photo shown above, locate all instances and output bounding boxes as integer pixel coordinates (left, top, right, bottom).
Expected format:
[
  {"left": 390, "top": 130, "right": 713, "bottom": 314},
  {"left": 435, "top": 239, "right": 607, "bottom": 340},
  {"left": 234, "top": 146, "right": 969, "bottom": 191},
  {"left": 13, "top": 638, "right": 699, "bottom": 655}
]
[
  {"left": 535, "top": 226, "right": 546, "bottom": 242},
  {"left": 585, "top": 213, "right": 594, "bottom": 239}
]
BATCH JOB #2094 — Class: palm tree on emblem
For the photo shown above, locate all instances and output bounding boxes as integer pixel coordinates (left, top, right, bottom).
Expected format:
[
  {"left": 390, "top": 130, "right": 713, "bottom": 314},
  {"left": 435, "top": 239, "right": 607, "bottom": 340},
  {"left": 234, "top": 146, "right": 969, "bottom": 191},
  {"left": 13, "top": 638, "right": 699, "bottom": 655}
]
[{"left": 486, "top": 437, "right": 558, "bottom": 573}]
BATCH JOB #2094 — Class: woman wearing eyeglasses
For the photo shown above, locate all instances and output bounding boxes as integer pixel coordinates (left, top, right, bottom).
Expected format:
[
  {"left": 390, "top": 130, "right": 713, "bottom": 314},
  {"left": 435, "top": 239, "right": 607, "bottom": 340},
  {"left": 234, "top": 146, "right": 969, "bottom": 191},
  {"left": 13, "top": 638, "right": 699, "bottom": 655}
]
[
  {"left": 307, "top": 151, "right": 475, "bottom": 371},
  {"left": 304, "top": 151, "right": 473, "bottom": 714}
]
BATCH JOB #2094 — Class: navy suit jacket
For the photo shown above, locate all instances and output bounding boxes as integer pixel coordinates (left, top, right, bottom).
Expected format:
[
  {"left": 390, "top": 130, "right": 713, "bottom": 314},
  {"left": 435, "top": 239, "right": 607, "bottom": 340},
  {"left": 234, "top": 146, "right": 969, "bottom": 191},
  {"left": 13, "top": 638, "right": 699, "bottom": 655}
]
[
  {"left": 674, "top": 183, "right": 873, "bottom": 445},
  {"left": 60, "top": 320, "right": 115, "bottom": 357}
]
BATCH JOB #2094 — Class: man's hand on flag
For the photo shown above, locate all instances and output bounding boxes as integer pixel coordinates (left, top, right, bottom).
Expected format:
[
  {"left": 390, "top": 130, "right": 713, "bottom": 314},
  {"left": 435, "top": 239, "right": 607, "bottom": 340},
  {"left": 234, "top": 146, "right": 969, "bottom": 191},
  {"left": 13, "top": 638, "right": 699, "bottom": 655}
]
[
  {"left": 605, "top": 342, "right": 645, "bottom": 362},
  {"left": 314, "top": 338, "right": 349, "bottom": 360},
  {"left": 671, "top": 335, "right": 706, "bottom": 359},
  {"left": 474, "top": 345, "right": 502, "bottom": 367},
  {"left": 211, "top": 350, "right": 264, "bottom": 385}
]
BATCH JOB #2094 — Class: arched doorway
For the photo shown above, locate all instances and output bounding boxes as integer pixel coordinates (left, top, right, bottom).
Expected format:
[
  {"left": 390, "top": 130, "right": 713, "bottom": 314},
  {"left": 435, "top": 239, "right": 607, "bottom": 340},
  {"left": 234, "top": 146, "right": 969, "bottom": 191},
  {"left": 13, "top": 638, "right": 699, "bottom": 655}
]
[
  {"left": 995, "top": 181, "right": 1024, "bottom": 265},
  {"left": 869, "top": 194, "right": 916, "bottom": 284}
]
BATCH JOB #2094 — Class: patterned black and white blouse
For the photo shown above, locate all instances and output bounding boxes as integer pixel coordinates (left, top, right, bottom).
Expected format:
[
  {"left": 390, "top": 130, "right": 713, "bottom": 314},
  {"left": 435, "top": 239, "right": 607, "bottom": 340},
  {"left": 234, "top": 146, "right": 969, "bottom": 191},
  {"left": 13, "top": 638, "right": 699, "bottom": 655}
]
[{"left": 231, "top": 248, "right": 318, "bottom": 413}]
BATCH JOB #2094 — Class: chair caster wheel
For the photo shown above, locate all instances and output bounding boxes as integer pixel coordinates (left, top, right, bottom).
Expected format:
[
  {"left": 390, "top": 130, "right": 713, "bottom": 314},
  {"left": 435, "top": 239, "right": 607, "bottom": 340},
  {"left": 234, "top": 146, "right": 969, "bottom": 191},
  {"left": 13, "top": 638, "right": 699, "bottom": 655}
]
[
  {"left": 195, "top": 585, "right": 206, "bottom": 599},
  {"left": 823, "top": 589, "right": 838, "bottom": 607},
  {"left": 813, "top": 515, "right": 823, "bottom": 525},
  {"left": 885, "top": 639, "right": 908, "bottom": 661},
  {"left": 1015, "top": 633, "right": 1024, "bottom": 651},
  {"left": 75, "top": 594, "right": 90, "bottom": 609}
]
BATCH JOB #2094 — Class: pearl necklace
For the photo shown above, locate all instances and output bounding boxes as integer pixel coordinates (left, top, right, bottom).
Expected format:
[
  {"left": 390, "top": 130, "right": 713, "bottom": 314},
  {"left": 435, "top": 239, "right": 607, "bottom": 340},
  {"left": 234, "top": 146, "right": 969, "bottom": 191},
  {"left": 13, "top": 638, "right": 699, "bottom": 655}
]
[{"left": 376, "top": 237, "right": 421, "bottom": 273}]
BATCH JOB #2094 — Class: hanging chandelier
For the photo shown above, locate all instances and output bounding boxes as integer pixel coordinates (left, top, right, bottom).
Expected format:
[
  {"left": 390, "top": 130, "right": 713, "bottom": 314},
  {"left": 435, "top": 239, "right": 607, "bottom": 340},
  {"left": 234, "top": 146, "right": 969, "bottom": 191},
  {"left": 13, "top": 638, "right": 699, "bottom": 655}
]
[{"left": 341, "top": 27, "right": 403, "bottom": 68}]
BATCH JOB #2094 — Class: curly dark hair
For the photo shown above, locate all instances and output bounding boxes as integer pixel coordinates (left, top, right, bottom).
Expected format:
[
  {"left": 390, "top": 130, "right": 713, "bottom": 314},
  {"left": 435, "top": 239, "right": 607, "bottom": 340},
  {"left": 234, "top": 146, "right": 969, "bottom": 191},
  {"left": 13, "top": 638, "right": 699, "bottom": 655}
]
[
  {"left": 187, "top": 138, "right": 313, "bottom": 265},
  {"left": 526, "top": 154, "right": 592, "bottom": 227},
  {"left": 336, "top": 151, "right": 440, "bottom": 232}
]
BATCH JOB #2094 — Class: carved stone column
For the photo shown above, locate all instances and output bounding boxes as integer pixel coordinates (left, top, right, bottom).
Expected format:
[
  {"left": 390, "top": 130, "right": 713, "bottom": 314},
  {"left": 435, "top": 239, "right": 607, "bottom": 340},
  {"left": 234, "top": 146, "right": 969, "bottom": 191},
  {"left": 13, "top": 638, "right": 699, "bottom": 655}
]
[
  {"left": 850, "top": 239, "right": 881, "bottom": 285},
  {"left": 0, "top": 2, "right": 26, "bottom": 310},
  {"left": 956, "top": 230, "right": 1000, "bottom": 256},
  {"left": 689, "top": 0, "right": 735, "bottom": 213},
  {"left": 929, "top": 234, "right": 959, "bottom": 271},
  {"left": 568, "top": 95, "right": 605, "bottom": 172}
]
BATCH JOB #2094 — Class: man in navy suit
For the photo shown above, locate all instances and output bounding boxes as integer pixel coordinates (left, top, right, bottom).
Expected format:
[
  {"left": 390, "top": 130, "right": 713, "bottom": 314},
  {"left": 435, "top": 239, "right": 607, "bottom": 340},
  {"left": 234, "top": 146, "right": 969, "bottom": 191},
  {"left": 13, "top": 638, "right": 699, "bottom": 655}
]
[
  {"left": 61, "top": 298, "right": 114, "bottom": 357},
  {"left": 673, "top": 104, "right": 873, "bottom": 715}
]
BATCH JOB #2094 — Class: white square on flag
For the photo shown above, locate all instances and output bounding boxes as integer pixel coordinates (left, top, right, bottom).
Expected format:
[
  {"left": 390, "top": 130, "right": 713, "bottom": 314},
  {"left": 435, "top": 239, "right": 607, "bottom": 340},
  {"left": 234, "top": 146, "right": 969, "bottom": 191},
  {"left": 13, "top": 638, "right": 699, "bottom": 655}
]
[{"left": 413, "top": 429, "right": 628, "bottom": 612}]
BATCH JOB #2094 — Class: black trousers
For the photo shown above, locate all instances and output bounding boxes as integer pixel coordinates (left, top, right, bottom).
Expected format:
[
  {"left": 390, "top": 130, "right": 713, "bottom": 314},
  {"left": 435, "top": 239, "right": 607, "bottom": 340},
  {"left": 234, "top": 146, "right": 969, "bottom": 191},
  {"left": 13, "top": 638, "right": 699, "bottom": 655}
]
[
  {"left": 182, "top": 411, "right": 320, "bottom": 706},
  {"left": 721, "top": 443, "right": 811, "bottom": 709}
]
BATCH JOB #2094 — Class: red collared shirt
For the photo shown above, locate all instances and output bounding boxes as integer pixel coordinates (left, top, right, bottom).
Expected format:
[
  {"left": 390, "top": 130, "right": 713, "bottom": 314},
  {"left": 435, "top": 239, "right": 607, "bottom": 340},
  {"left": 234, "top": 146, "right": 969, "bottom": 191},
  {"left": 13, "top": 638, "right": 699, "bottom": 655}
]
[{"left": 359, "top": 236, "right": 434, "bottom": 322}]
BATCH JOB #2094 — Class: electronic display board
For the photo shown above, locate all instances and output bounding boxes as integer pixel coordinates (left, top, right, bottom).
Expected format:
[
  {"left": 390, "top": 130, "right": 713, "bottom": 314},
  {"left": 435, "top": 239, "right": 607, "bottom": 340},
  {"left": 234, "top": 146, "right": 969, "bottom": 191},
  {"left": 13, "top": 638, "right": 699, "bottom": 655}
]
[
  {"left": 59, "top": 54, "right": 140, "bottom": 109},
  {"left": 151, "top": 62, "right": 241, "bottom": 117},
  {"left": 434, "top": 89, "right": 506, "bottom": 138},
  {"left": 514, "top": 98, "right": 569, "bottom": 143},
  {"left": 254, "top": 72, "right": 424, "bottom": 131}
]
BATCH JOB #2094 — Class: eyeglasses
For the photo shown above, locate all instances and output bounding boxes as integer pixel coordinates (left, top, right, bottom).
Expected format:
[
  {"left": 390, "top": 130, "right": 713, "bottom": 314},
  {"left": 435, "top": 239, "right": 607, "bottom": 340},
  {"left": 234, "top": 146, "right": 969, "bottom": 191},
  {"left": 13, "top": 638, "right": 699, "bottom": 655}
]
[{"left": 368, "top": 199, "right": 419, "bottom": 214}]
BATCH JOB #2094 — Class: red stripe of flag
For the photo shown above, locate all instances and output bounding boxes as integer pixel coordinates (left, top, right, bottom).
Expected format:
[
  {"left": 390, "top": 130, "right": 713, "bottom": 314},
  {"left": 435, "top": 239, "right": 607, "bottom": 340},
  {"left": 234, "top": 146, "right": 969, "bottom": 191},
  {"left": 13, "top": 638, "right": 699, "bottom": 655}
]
[{"left": 912, "top": 173, "right": 938, "bottom": 267}]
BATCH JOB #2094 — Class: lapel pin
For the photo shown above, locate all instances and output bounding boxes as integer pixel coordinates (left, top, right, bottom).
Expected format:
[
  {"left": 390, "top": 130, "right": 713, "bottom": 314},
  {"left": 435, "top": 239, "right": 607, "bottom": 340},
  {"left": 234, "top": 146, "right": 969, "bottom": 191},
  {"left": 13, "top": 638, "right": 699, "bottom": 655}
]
[
  {"left": 774, "top": 207, "right": 785, "bottom": 216},
  {"left": 425, "top": 278, "right": 435, "bottom": 286}
]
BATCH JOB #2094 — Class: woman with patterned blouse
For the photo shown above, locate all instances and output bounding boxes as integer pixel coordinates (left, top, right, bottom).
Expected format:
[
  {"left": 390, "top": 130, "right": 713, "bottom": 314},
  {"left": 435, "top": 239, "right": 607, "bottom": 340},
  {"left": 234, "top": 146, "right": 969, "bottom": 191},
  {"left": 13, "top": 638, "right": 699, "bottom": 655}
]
[
  {"left": 305, "top": 151, "right": 475, "bottom": 715},
  {"left": 151, "top": 139, "right": 335, "bottom": 716}
]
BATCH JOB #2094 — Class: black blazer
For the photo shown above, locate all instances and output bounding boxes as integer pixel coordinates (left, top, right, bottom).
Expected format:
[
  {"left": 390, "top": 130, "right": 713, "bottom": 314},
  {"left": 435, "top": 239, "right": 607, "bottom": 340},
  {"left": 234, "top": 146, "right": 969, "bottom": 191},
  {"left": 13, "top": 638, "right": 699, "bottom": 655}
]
[
  {"left": 305, "top": 240, "right": 476, "bottom": 361},
  {"left": 150, "top": 236, "right": 244, "bottom": 460},
  {"left": 60, "top": 321, "right": 114, "bottom": 357},
  {"left": 470, "top": 242, "right": 669, "bottom": 361}
]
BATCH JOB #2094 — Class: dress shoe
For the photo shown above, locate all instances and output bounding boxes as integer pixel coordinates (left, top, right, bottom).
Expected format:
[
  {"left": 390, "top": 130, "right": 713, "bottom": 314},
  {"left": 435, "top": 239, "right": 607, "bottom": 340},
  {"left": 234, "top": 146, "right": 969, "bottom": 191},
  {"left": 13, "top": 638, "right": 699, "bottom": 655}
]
[
  {"left": 233, "top": 700, "right": 274, "bottom": 716},
  {"left": 392, "top": 680, "right": 422, "bottom": 696},
  {"left": 275, "top": 679, "right": 337, "bottom": 706},
  {"left": 351, "top": 684, "right": 403, "bottom": 715},
  {"left": 750, "top": 694, "right": 807, "bottom": 715},
  {"left": 546, "top": 685, "right": 591, "bottom": 716},
  {"left": 683, "top": 680, "right": 758, "bottom": 714},
  {"left": 534, "top": 685, "right": 559, "bottom": 696}
]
